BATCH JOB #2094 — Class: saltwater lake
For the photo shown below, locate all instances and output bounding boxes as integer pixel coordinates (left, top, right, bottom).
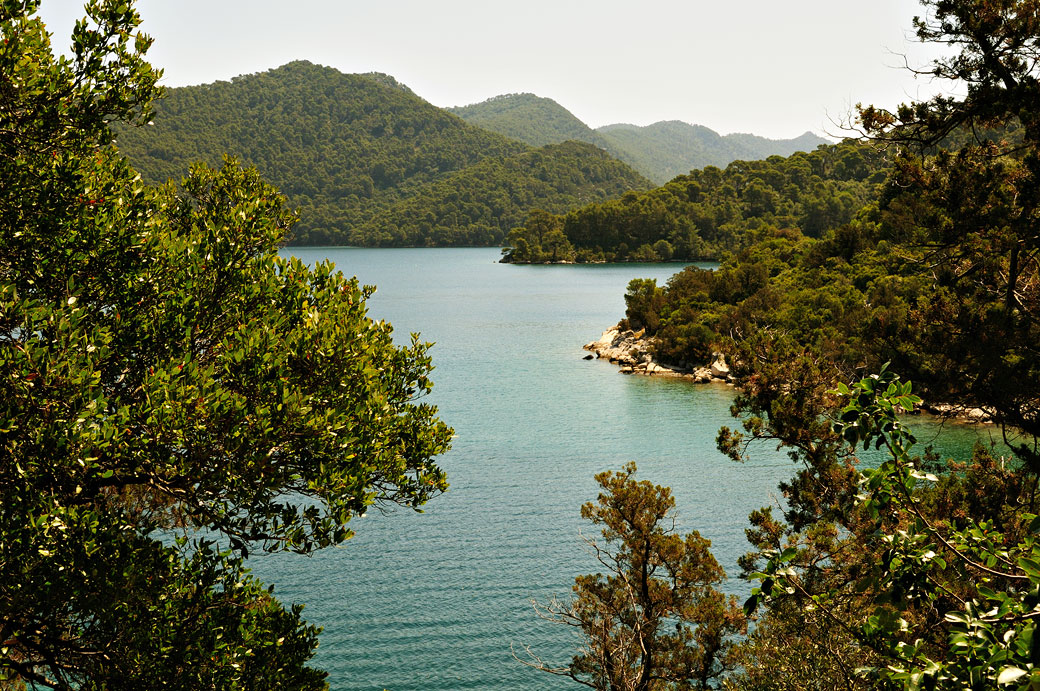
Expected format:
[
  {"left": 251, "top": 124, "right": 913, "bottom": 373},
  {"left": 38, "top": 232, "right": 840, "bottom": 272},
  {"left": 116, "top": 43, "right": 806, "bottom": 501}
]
[{"left": 254, "top": 247, "right": 989, "bottom": 690}]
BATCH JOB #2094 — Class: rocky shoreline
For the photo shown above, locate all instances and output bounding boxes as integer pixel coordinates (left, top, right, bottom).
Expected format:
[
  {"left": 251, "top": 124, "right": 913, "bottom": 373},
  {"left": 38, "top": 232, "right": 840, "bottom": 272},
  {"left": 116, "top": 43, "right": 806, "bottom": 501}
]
[
  {"left": 582, "top": 326, "right": 733, "bottom": 384},
  {"left": 919, "top": 402, "right": 996, "bottom": 423},
  {"left": 583, "top": 326, "right": 995, "bottom": 424}
]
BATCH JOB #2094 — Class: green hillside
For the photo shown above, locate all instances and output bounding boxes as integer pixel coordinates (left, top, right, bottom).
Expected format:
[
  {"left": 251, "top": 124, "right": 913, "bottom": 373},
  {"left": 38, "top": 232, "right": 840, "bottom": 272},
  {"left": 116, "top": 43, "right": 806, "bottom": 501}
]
[
  {"left": 112, "top": 62, "right": 648, "bottom": 246},
  {"left": 597, "top": 121, "right": 829, "bottom": 183},
  {"left": 353, "top": 140, "right": 648, "bottom": 246},
  {"left": 447, "top": 92, "right": 829, "bottom": 184},
  {"left": 502, "top": 140, "right": 885, "bottom": 263},
  {"left": 448, "top": 93, "right": 612, "bottom": 149}
]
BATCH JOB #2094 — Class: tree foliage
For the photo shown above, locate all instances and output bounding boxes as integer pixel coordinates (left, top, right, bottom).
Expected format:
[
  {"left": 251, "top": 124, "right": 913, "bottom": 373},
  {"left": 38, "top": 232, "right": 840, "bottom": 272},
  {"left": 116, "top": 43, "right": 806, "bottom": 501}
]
[
  {"left": 0, "top": 2, "right": 452, "bottom": 687},
  {"left": 687, "top": 1, "right": 1040, "bottom": 688},
  {"left": 741, "top": 369, "right": 1040, "bottom": 690},
  {"left": 523, "top": 464, "right": 744, "bottom": 690}
]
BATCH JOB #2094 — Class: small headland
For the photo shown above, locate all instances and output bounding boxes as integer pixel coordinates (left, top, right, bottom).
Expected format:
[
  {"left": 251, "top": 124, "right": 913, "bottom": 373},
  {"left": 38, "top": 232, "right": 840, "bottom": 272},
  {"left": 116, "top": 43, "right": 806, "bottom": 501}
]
[
  {"left": 583, "top": 326, "right": 732, "bottom": 384},
  {"left": 583, "top": 327, "right": 996, "bottom": 426}
]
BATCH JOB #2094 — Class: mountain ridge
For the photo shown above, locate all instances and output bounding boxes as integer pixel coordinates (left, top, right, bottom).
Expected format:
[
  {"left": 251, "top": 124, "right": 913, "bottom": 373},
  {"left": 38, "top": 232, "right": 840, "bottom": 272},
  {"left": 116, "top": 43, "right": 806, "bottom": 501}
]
[
  {"left": 114, "top": 63, "right": 828, "bottom": 245},
  {"left": 449, "top": 93, "right": 829, "bottom": 183},
  {"left": 593, "top": 120, "right": 830, "bottom": 183},
  {"left": 112, "top": 61, "right": 649, "bottom": 246}
]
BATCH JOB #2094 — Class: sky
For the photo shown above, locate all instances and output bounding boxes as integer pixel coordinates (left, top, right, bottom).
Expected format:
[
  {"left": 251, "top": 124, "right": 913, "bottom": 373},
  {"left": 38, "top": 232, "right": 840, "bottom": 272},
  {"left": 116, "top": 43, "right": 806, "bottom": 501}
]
[{"left": 36, "top": 0, "right": 957, "bottom": 140}]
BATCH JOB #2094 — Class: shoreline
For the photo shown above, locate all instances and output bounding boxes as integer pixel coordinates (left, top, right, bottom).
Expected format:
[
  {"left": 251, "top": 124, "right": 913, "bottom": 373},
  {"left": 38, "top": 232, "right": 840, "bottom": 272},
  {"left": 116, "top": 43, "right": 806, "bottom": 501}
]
[
  {"left": 583, "top": 325, "right": 996, "bottom": 426},
  {"left": 582, "top": 326, "right": 734, "bottom": 384}
]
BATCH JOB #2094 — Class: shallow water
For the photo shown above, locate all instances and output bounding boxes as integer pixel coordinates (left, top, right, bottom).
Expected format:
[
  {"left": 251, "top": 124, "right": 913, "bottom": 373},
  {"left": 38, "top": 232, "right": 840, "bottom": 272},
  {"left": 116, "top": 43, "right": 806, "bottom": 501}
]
[{"left": 252, "top": 247, "right": 990, "bottom": 690}]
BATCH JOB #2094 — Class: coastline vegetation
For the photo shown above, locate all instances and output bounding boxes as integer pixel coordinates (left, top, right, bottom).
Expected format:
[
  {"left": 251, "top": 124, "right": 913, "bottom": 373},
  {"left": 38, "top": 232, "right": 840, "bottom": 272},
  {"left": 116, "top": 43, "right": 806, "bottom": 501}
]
[
  {"left": 541, "top": 2, "right": 1040, "bottom": 688},
  {"left": 4, "top": 0, "right": 1040, "bottom": 687}
]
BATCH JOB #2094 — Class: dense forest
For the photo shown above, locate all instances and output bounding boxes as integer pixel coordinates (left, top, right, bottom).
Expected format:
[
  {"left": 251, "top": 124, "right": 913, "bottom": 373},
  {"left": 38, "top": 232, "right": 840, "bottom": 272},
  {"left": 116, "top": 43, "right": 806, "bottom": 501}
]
[
  {"left": 112, "top": 62, "right": 649, "bottom": 246},
  {"left": 575, "top": 1, "right": 1040, "bottom": 685},
  {"left": 115, "top": 65, "right": 827, "bottom": 249},
  {"left": 450, "top": 93, "right": 829, "bottom": 184},
  {"left": 501, "top": 140, "right": 886, "bottom": 263},
  {"left": 352, "top": 140, "right": 647, "bottom": 246}
]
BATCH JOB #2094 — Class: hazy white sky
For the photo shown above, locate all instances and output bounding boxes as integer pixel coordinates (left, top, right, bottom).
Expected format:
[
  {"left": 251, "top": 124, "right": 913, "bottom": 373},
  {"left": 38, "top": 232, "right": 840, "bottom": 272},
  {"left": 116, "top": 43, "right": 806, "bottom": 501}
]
[{"left": 36, "top": 0, "right": 956, "bottom": 139}]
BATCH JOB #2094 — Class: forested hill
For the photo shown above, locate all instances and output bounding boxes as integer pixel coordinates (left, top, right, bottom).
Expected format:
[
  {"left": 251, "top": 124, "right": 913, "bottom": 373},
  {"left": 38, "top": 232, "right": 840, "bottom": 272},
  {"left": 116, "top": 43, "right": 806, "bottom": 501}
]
[
  {"left": 351, "top": 140, "right": 644, "bottom": 246},
  {"left": 448, "top": 93, "right": 613, "bottom": 149},
  {"left": 596, "top": 121, "right": 830, "bottom": 184},
  {"left": 112, "top": 61, "right": 649, "bottom": 246},
  {"left": 501, "top": 140, "right": 886, "bottom": 263},
  {"left": 449, "top": 94, "right": 829, "bottom": 185}
]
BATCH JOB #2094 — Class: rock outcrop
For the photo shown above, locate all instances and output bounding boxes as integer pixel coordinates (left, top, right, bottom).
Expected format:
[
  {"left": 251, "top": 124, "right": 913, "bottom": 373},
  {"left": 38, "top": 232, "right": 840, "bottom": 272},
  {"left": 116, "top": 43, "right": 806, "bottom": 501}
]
[
  {"left": 921, "top": 402, "right": 996, "bottom": 424},
  {"left": 582, "top": 326, "right": 731, "bottom": 384},
  {"left": 584, "top": 329, "right": 998, "bottom": 425}
]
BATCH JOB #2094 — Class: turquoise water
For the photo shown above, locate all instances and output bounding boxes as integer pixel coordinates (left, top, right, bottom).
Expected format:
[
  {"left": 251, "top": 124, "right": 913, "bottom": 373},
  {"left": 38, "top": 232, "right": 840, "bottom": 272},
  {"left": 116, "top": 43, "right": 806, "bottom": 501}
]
[{"left": 253, "top": 247, "right": 992, "bottom": 690}]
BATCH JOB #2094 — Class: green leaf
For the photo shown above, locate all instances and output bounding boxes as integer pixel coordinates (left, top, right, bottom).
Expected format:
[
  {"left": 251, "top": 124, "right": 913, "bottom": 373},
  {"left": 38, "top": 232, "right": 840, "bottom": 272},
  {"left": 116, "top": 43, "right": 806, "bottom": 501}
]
[
  {"left": 1019, "top": 557, "right": 1040, "bottom": 580},
  {"left": 997, "top": 667, "right": 1028, "bottom": 685}
]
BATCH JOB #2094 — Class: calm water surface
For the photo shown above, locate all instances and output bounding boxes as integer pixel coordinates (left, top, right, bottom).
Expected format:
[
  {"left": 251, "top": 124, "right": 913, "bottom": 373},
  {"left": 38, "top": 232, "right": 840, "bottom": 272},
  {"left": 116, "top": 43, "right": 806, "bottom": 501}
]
[{"left": 253, "top": 247, "right": 990, "bottom": 690}]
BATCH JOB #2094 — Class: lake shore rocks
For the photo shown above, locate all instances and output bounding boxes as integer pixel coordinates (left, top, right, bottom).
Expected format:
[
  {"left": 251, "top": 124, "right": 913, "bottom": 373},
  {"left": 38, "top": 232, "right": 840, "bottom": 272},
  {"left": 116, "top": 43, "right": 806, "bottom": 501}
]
[
  {"left": 583, "top": 327, "right": 997, "bottom": 425},
  {"left": 582, "top": 326, "right": 732, "bottom": 384},
  {"left": 920, "top": 402, "right": 996, "bottom": 424}
]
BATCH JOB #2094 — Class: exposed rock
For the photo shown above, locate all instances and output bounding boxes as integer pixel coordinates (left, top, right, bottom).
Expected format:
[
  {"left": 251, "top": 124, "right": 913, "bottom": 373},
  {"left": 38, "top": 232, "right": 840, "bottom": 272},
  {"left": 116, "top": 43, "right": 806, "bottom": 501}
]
[
  {"left": 922, "top": 402, "right": 996, "bottom": 424},
  {"left": 584, "top": 326, "right": 620, "bottom": 351},
  {"left": 967, "top": 407, "right": 993, "bottom": 421},
  {"left": 583, "top": 353, "right": 594, "bottom": 360},
  {"left": 584, "top": 326, "right": 731, "bottom": 384},
  {"left": 692, "top": 367, "right": 713, "bottom": 383},
  {"left": 709, "top": 354, "right": 729, "bottom": 379},
  {"left": 583, "top": 326, "right": 652, "bottom": 367}
]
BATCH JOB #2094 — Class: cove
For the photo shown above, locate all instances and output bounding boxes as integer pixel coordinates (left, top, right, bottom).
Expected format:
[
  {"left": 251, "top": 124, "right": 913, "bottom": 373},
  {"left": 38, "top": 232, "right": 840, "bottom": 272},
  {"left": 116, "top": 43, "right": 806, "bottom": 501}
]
[{"left": 252, "top": 247, "right": 990, "bottom": 690}]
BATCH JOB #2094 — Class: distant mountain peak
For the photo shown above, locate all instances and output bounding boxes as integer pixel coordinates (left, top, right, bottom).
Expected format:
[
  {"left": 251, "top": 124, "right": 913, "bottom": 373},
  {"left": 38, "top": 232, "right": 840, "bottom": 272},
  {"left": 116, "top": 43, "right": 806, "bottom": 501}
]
[
  {"left": 453, "top": 96, "right": 828, "bottom": 183},
  {"left": 449, "top": 93, "right": 611, "bottom": 150},
  {"left": 594, "top": 120, "right": 829, "bottom": 182}
]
